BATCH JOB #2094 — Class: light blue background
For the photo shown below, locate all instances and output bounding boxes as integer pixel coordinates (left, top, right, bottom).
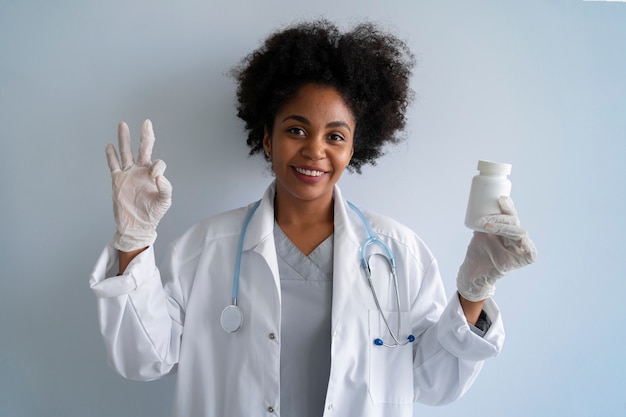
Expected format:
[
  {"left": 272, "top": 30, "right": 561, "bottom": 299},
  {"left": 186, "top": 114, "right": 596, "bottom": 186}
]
[{"left": 1, "top": 0, "right": 624, "bottom": 416}]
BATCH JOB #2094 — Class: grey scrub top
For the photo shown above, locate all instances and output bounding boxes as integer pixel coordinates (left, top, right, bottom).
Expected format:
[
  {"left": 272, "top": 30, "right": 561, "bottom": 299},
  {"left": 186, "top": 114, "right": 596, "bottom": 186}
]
[{"left": 274, "top": 224, "right": 333, "bottom": 417}]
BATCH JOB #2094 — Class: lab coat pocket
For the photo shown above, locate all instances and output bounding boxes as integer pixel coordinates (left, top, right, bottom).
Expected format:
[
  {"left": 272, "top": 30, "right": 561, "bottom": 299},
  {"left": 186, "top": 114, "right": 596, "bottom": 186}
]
[{"left": 368, "top": 310, "right": 414, "bottom": 404}]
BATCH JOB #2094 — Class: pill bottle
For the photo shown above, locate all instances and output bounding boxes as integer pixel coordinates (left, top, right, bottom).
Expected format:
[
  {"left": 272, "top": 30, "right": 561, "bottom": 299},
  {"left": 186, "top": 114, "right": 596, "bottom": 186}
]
[{"left": 464, "top": 160, "right": 512, "bottom": 231}]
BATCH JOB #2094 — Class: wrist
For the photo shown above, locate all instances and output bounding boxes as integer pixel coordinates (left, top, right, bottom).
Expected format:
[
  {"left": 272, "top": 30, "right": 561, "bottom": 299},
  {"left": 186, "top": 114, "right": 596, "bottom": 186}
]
[
  {"left": 118, "top": 246, "right": 148, "bottom": 275},
  {"left": 458, "top": 292, "right": 486, "bottom": 325}
]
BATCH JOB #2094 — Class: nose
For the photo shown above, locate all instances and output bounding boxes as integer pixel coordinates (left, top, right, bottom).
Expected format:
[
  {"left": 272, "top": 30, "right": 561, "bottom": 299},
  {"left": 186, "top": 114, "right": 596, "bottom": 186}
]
[{"left": 302, "top": 135, "right": 326, "bottom": 161}]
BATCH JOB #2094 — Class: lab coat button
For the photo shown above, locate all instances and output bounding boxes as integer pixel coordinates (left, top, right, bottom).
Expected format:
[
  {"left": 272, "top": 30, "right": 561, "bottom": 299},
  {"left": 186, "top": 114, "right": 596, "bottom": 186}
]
[
  {"left": 327, "top": 403, "right": 333, "bottom": 410},
  {"left": 267, "top": 406, "right": 275, "bottom": 413},
  {"left": 269, "top": 333, "right": 276, "bottom": 340}
]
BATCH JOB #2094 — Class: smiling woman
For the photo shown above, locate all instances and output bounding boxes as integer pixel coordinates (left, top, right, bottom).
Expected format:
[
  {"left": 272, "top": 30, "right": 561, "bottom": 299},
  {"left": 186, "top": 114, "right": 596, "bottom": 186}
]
[{"left": 90, "top": 19, "right": 536, "bottom": 417}]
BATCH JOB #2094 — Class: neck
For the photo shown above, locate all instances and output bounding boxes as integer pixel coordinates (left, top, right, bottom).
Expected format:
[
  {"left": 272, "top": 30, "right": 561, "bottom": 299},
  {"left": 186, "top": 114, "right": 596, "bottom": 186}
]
[
  {"left": 274, "top": 192, "right": 334, "bottom": 228},
  {"left": 273, "top": 188, "right": 335, "bottom": 256}
]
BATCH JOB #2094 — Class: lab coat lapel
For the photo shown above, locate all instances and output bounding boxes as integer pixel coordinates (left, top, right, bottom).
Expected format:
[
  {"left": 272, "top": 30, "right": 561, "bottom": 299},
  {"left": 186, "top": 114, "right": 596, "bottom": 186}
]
[
  {"left": 241, "top": 182, "right": 281, "bottom": 302},
  {"left": 331, "top": 185, "right": 363, "bottom": 332}
]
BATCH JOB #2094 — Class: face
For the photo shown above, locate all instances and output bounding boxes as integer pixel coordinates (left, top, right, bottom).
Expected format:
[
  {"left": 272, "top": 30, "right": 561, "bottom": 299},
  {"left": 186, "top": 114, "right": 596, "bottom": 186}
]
[{"left": 263, "top": 84, "right": 355, "bottom": 209}]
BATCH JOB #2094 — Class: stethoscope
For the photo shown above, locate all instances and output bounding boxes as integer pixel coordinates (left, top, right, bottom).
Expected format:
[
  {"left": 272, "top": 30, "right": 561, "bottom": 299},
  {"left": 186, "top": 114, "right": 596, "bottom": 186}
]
[{"left": 220, "top": 199, "right": 415, "bottom": 348}]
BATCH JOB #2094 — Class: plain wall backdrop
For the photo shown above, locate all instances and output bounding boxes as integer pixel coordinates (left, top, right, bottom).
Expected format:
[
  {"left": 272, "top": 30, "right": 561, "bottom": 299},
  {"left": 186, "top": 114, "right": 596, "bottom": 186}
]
[{"left": 1, "top": 0, "right": 624, "bottom": 416}]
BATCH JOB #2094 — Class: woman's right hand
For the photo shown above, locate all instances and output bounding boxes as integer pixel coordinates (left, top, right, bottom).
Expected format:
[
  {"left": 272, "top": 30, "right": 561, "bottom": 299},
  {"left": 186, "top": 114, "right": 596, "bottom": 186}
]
[{"left": 105, "top": 120, "right": 172, "bottom": 253}]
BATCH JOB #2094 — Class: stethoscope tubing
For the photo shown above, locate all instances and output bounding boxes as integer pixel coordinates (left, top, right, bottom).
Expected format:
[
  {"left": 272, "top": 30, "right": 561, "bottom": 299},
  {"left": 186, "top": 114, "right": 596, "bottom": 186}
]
[{"left": 231, "top": 200, "right": 261, "bottom": 307}]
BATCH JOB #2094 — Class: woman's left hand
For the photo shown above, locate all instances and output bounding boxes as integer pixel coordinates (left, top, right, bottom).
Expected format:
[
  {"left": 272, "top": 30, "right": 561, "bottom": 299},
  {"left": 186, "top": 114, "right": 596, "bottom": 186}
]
[{"left": 456, "top": 196, "right": 537, "bottom": 302}]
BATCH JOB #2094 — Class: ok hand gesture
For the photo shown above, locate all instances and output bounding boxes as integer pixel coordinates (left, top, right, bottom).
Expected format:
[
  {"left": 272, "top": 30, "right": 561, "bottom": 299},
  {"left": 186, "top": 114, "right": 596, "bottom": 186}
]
[{"left": 105, "top": 120, "right": 172, "bottom": 252}]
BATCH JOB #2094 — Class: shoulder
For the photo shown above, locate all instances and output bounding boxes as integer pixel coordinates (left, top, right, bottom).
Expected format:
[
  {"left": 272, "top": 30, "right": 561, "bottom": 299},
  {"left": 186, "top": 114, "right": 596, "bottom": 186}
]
[
  {"left": 353, "top": 206, "right": 436, "bottom": 263},
  {"left": 169, "top": 205, "right": 249, "bottom": 259}
]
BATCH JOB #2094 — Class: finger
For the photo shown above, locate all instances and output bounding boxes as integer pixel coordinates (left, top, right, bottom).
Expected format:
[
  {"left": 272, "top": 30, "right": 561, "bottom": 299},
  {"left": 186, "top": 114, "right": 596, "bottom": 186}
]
[
  {"left": 137, "top": 119, "right": 155, "bottom": 166},
  {"left": 118, "top": 122, "right": 134, "bottom": 170},
  {"left": 150, "top": 159, "right": 166, "bottom": 178},
  {"left": 476, "top": 213, "right": 519, "bottom": 228},
  {"left": 521, "top": 236, "right": 538, "bottom": 263},
  {"left": 484, "top": 222, "right": 526, "bottom": 239},
  {"left": 498, "top": 195, "right": 518, "bottom": 217},
  {"left": 105, "top": 143, "right": 121, "bottom": 172}
]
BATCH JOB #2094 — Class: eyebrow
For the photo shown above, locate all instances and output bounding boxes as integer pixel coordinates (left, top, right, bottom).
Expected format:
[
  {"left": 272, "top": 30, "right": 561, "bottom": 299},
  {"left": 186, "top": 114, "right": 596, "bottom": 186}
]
[{"left": 281, "top": 115, "right": 353, "bottom": 133}]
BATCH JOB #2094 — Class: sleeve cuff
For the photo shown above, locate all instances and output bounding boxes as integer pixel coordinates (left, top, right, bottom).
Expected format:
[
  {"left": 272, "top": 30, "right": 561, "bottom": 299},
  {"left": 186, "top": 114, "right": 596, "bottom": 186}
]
[
  {"left": 89, "top": 244, "right": 157, "bottom": 298},
  {"left": 468, "top": 310, "right": 492, "bottom": 337},
  {"left": 436, "top": 294, "right": 505, "bottom": 361}
]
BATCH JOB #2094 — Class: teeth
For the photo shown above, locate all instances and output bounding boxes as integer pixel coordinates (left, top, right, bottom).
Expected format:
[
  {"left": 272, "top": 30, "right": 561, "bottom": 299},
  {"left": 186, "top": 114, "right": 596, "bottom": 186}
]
[{"left": 295, "top": 167, "right": 324, "bottom": 177}]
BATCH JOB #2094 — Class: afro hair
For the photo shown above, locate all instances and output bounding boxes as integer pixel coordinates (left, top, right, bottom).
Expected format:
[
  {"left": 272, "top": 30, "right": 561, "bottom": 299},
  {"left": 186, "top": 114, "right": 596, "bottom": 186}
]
[{"left": 232, "top": 19, "right": 415, "bottom": 173}]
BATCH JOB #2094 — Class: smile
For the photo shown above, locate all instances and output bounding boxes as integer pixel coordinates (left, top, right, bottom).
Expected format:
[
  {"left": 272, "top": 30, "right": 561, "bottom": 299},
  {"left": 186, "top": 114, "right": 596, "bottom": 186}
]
[{"left": 294, "top": 167, "right": 325, "bottom": 177}]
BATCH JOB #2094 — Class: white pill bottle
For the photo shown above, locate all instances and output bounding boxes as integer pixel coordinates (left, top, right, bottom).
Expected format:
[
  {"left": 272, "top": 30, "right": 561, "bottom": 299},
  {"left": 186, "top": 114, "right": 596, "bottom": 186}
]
[{"left": 464, "top": 160, "right": 512, "bottom": 232}]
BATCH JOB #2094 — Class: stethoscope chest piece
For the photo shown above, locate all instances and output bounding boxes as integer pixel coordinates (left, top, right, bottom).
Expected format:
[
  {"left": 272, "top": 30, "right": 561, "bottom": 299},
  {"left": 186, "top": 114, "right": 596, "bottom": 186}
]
[{"left": 221, "top": 305, "right": 244, "bottom": 333}]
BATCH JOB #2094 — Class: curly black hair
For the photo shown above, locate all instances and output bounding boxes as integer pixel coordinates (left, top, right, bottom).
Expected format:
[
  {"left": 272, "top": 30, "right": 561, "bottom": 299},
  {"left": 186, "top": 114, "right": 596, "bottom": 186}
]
[{"left": 231, "top": 19, "right": 415, "bottom": 173}]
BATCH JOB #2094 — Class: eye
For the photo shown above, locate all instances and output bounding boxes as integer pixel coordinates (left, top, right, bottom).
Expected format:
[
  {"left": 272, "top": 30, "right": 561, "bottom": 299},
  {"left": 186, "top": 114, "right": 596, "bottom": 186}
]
[
  {"left": 287, "top": 127, "right": 306, "bottom": 136},
  {"left": 329, "top": 133, "right": 345, "bottom": 142}
]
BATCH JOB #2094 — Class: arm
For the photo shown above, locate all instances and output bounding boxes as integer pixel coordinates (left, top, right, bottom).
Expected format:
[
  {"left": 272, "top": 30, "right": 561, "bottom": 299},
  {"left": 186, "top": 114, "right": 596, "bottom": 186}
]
[
  {"left": 90, "top": 245, "right": 184, "bottom": 381},
  {"left": 90, "top": 120, "right": 178, "bottom": 380},
  {"left": 458, "top": 294, "right": 485, "bottom": 326},
  {"left": 410, "top": 257, "right": 504, "bottom": 406}
]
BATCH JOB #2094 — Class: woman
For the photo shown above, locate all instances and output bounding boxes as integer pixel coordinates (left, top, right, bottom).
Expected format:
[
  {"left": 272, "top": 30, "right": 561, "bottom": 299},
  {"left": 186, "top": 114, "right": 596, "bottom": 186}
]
[{"left": 91, "top": 20, "right": 536, "bottom": 417}]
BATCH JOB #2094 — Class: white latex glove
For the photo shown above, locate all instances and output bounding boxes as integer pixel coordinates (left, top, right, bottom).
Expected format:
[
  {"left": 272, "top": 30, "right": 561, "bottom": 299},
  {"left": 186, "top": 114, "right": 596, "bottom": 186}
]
[
  {"left": 456, "top": 196, "right": 537, "bottom": 302},
  {"left": 105, "top": 120, "right": 172, "bottom": 252}
]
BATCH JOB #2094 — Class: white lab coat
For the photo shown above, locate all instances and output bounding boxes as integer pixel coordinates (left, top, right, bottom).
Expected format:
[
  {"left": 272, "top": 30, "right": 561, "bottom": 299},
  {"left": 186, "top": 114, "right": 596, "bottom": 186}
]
[{"left": 90, "top": 182, "right": 505, "bottom": 417}]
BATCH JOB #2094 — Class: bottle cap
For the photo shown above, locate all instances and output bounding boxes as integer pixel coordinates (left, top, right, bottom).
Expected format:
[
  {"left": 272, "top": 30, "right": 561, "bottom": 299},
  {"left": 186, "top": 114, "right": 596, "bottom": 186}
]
[{"left": 477, "top": 160, "right": 512, "bottom": 175}]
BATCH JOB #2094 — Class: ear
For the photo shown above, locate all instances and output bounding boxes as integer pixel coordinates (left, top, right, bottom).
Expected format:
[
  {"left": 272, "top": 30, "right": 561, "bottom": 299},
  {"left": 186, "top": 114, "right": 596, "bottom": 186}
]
[{"left": 263, "top": 127, "right": 271, "bottom": 157}]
